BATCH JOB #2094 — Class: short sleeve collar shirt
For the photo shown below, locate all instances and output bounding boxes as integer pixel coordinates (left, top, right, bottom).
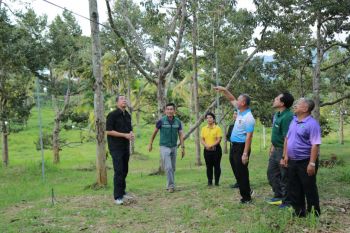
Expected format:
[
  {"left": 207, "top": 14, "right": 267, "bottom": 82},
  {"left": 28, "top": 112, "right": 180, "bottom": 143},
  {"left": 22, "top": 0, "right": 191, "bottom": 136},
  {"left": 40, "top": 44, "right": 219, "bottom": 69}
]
[
  {"left": 230, "top": 109, "right": 255, "bottom": 143},
  {"left": 287, "top": 115, "right": 322, "bottom": 160},
  {"left": 201, "top": 124, "right": 222, "bottom": 146}
]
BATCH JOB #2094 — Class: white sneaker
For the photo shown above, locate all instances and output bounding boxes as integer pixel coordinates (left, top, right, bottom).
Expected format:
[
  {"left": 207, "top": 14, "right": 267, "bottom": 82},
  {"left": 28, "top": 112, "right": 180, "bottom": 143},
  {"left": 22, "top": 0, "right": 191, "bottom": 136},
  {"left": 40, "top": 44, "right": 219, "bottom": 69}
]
[{"left": 115, "top": 198, "right": 124, "bottom": 205}]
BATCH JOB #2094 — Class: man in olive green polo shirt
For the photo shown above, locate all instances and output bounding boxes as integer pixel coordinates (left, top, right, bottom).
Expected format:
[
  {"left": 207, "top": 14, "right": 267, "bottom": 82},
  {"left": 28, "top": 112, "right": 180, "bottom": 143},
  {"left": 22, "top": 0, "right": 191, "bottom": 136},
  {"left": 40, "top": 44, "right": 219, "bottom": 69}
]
[{"left": 267, "top": 92, "right": 294, "bottom": 207}]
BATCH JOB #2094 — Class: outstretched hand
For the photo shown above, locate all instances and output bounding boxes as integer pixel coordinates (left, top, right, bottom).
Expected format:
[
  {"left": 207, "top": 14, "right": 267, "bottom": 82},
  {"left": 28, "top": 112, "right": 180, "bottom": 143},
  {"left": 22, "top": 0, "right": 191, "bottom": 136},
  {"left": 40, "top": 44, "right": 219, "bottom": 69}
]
[
  {"left": 213, "top": 86, "right": 226, "bottom": 92},
  {"left": 181, "top": 148, "right": 185, "bottom": 159}
]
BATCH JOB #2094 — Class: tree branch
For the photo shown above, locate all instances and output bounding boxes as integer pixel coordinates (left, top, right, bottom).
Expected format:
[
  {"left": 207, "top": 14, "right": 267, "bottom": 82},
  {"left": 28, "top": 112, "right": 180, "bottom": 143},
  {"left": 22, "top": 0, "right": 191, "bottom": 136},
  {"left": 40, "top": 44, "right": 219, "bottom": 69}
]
[
  {"left": 59, "top": 77, "right": 70, "bottom": 116},
  {"left": 182, "top": 46, "right": 260, "bottom": 141},
  {"left": 320, "top": 93, "right": 350, "bottom": 107},
  {"left": 324, "top": 42, "right": 350, "bottom": 53},
  {"left": 105, "top": 0, "right": 156, "bottom": 84},
  {"left": 119, "top": 0, "right": 156, "bottom": 72},
  {"left": 159, "top": 2, "right": 183, "bottom": 70},
  {"left": 163, "top": 0, "right": 187, "bottom": 75},
  {"left": 321, "top": 56, "right": 350, "bottom": 72},
  {"left": 181, "top": 25, "right": 268, "bottom": 141}
]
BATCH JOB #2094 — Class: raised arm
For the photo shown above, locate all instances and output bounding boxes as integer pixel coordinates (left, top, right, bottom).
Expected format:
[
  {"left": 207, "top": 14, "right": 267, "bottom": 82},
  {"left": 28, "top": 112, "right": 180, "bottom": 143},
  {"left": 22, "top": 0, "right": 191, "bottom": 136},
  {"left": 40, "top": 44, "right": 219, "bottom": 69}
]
[{"left": 214, "top": 86, "right": 237, "bottom": 106}]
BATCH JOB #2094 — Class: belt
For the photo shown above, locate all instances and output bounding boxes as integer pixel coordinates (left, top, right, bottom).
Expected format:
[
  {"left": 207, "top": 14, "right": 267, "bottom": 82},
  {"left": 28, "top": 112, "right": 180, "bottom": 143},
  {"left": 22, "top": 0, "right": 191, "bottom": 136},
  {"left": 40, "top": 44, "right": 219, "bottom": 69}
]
[{"left": 231, "top": 142, "right": 245, "bottom": 145}]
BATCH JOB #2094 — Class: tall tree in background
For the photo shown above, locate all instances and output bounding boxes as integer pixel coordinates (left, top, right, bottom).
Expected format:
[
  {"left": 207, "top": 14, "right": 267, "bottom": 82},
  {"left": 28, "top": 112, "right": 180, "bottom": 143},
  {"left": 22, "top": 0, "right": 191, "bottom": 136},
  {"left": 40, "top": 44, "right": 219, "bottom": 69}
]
[
  {"left": 182, "top": 1, "right": 265, "bottom": 140},
  {"left": 105, "top": 0, "right": 187, "bottom": 173},
  {"left": 190, "top": 0, "right": 201, "bottom": 165},
  {"left": 322, "top": 48, "right": 350, "bottom": 144},
  {"left": 254, "top": 0, "right": 350, "bottom": 121},
  {"left": 89, "top": 0, "right": 107, "bottom": 186},
  {"left": 0, "top": 8, "right": 45, "bottom": 166},
  {"left": 47, "top": 10, "right": 82, "bottom": 163},
  {"left": 311, "top": 0, "right": 350, "bottom": 120},
  {"left": 106, "top": 0, "right": 187, "bottom": 117}
]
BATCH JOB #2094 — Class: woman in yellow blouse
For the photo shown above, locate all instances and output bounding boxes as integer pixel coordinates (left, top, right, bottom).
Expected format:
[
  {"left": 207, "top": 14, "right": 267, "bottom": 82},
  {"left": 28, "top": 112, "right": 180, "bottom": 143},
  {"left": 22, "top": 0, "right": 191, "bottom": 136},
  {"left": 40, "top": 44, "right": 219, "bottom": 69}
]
[{"left": 200, "top": 112, "right": 223, "bottom": 186}]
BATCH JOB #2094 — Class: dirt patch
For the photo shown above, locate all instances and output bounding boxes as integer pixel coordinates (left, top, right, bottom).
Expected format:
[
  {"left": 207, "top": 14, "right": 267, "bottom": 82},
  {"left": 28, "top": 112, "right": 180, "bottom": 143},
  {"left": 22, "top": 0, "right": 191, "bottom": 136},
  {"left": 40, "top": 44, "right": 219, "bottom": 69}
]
[{"left": 319, "top": 198, "right": 350, "bottom": 232}]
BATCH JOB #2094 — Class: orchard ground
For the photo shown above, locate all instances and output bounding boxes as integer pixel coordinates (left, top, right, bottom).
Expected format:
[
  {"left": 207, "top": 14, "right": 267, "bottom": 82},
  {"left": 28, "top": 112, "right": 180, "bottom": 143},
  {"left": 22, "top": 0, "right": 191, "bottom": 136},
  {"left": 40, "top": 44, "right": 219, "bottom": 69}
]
[{"left": 0, "top": 107, "right": 349, "bottom": 233}]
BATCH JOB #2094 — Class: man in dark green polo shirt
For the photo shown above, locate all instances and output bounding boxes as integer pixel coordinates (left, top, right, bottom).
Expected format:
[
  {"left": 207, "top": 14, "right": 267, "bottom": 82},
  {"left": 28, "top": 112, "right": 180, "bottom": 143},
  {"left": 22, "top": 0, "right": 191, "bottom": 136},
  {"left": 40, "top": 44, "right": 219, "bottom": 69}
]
[
  {"left": 267, "top": 92, "right": 294, "bottom": 207},
  {"left": 148, "top": 103, "right": 185, "bottom": 193}
]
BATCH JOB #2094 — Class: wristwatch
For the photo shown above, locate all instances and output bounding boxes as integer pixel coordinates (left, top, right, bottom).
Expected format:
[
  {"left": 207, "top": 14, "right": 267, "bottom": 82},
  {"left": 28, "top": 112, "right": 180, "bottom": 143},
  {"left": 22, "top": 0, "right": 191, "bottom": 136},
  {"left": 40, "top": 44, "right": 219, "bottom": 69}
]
[{"left": 309, "top": 162, "right": 316, "bottom": 167}]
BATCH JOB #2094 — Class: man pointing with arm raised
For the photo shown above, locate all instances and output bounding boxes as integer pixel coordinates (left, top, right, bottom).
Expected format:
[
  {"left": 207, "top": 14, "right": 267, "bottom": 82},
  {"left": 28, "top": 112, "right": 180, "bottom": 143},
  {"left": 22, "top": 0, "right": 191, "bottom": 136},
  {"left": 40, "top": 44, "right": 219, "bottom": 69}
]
[{"left": 214, "top": 86, "right": 255, "bottom": 204}]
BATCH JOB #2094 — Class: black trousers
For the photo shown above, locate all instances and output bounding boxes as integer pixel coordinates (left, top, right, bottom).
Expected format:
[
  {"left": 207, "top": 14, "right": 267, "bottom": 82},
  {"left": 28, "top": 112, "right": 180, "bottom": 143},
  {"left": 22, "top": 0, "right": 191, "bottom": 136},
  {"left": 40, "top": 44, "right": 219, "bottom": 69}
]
[
  {"left": 110, "top": 147, "right": 130, "bottom": 199},
  {"left": 267, "top": 147, "right": 288, "bottom": 201},
  {"left": 204, "top": 145, "right": 222, "bottom": 185},
  {"left": 288, "top": 159, "right": 320, "bottom": 217},
  {"left": 229, "top": 142, "right": 251, "bottom": 201}
]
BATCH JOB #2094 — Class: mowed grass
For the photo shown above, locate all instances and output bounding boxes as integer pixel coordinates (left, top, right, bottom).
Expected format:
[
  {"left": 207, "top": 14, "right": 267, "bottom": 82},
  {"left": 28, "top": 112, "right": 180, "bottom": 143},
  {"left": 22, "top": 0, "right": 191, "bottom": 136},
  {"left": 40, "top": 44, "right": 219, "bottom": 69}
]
[{"left": 0, "top": 107, "right": 350, "bottom": 233}]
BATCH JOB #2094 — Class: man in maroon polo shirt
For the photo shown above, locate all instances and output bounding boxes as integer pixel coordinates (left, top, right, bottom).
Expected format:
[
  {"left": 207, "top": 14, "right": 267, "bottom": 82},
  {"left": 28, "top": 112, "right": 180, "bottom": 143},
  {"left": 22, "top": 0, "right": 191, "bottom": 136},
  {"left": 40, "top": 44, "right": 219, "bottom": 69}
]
[{"left": 282, "top": 98, "right": 321, "bottom": 217}]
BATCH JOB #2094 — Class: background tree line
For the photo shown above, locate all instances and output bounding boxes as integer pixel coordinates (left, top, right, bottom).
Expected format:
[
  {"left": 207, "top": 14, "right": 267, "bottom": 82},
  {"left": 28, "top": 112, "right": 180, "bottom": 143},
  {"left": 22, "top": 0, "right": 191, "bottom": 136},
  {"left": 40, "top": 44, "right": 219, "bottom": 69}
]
[{"left": 1, "top": 0, "right": 349, "bottom": 186}]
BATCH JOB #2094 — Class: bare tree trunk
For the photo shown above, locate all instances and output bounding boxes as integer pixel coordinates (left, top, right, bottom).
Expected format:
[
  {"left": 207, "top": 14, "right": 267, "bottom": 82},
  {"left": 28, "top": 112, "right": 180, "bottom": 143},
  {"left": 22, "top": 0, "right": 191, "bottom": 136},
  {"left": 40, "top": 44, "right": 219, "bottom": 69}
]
[
  {"left": 52, "top": 118, "right": 60, "bottom": 163},
  {"left": 157, "top": 77, "right": 166, "bottom": 118},
  {"left": 127, "top": 62, "right": 134, "bottom": 155},
  {"left": 190, "top": 81, "right": 194, "bottom": 140},
  {"left": 157, "top": 76, "right": 166, "bottom": 173},
  {"left": 299, "top": 65, "right": 305, "bottom": 97},
  {"left": 339, "top": 103, "right": 344, "bottom": 144},
  {"left": 191, "top": 0, "right": 201, "bottom": 166},
  {"left": 2, "top": 122, "right": 8, "bottom": 167},
  {"left": 51, "top": 94, "right": 61, "bottom": 164},
  {"left": 89, "top": 0, "right": 107, "bottom": 186},
  {"left": 51, "top": 70, "right": 70, "bottom": 164},
  {"left": 156, "top": 74, "right": 173, "bottom": 173},
  {"left": 313, "top": 15, "right": 323, "bottom": 121}
]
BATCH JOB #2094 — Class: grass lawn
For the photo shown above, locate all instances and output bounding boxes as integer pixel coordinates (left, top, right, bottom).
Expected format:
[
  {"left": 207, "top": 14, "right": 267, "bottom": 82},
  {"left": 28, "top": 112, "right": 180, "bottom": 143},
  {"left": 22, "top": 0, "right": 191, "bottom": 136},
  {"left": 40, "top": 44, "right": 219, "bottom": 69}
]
[{"left": 0, "top": 107, "right": 349, "bottom": 233}]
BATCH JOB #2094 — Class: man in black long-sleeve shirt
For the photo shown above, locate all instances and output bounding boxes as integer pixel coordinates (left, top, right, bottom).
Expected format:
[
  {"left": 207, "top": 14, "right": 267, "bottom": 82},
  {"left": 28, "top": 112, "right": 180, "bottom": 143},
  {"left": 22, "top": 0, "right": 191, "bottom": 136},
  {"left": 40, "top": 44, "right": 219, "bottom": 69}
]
[{"left": 106, "top": 95, "right": 134, "bottom": 205}]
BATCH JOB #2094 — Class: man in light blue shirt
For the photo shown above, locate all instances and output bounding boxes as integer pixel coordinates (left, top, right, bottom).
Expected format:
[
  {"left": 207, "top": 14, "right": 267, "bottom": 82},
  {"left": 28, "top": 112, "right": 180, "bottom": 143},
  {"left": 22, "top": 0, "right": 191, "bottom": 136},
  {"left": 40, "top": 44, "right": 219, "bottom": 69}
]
[{"left": 215, "top": 86, "right": 255, "bottom": 204}]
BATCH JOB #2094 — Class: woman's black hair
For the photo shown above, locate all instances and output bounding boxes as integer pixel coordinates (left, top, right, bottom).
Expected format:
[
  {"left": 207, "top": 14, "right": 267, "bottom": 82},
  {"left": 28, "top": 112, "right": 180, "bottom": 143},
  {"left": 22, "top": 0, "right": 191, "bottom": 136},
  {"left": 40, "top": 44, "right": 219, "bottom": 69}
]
[{"left": 205, "top": 112, "right": 216, "bottom": 120}]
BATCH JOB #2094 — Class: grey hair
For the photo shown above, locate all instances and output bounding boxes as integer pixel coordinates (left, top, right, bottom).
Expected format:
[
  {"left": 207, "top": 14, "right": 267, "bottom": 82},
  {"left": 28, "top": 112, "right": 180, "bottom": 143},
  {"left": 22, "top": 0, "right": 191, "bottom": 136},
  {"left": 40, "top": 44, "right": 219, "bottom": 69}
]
[
  {"left": 301, "top": 98, "right": 315, "bottom": 113},
  {"left": 240, "top": 94, "right": 251, "bottom": 106}
]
